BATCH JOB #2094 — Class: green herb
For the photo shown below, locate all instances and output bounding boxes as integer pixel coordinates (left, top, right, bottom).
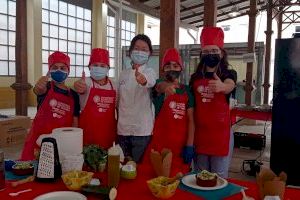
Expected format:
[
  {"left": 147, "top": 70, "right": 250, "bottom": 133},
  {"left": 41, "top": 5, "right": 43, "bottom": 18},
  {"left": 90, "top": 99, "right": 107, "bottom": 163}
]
[{"left": 83, "top": 145, "right": 108, "bottom": 171}]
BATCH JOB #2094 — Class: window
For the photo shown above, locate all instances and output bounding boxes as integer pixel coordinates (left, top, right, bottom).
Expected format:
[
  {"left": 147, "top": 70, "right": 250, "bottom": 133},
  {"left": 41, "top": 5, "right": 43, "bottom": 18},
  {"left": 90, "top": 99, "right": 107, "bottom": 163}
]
[
  {"left": 42, "top": 0, "right": 92, "bottom": 77},
  {"left": 0, "top": 0, "right": 16, "bottom": 76},
  {"left": 295, "top": 25, "right": 300, "bottom": 33},
  {"left": 107, "top": 9, "right": 136, "bottom": 77}
]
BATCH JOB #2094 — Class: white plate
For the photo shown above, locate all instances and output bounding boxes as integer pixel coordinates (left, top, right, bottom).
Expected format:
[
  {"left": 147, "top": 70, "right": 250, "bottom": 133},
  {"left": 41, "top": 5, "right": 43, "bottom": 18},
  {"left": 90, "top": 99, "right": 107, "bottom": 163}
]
[
  {"left": 181, "top": 174, "right": 228, "bottom": 191},
  {"left": 33, "top": 191, "right": 87, "bottom": 200}
]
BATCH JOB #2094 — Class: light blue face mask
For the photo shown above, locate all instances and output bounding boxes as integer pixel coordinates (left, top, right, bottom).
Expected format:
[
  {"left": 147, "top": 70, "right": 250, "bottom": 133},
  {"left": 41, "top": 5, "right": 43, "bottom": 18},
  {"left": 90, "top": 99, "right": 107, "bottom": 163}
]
[
  {"left": 130, "top": 50, "right": 149, "bottom": 65},
  {"left": 90, "top": 66, "right": 109, "bottom": 80}
]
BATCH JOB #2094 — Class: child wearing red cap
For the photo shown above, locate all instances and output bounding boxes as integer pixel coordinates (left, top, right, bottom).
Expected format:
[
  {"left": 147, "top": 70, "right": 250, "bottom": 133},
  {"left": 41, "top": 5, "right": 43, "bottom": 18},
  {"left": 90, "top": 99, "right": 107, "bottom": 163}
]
[
  {"left": 145, "top": 48, "right": 195, "bottom": 175},
  {"left": 190, "top": 27, "right": 236, "bottom": 178},
  {"left": 21, "top": 51, "right": 80, "bottom": 160},
  {"left": 74, "top": 48, "right": 116, "bottom": 149}
]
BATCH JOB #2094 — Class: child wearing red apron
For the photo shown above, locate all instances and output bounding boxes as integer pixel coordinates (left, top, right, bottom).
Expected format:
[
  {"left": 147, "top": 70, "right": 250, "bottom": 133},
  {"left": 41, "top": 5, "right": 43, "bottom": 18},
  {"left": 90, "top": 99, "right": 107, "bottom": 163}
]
[
  {"left": 145, "top": 48, "right": 195, "bottom": 176},
  {"left": 21, "top": 51, "right": 80, "bottom": 160},
  {"left": 74, "top": 48, "right": 116, "bottom": 149},
  {"left": 190, "top": 27, "right": 236, "bottom": 178}
]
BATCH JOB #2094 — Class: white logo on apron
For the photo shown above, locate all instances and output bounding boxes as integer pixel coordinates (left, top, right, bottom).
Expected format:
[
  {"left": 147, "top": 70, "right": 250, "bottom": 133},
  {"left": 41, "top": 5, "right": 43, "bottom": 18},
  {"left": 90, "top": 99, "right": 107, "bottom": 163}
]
[
  {"left": 49, "top": 98, "right": 71, "bottom": 117},
  {"left": 198, "top": 85, "right": 214, "bottom": 103},
  {"left": 93, "top": 95, "right": 100, "bottom": 103},
  {"left": 52, "top": 112, "right": 62, "bottom": 118},
  {"left": 49, "top": 99, "right": 58, "bottom": 107},
  {"left": 197, "top": 85, "right": 204, "bottom": 93},
  {"left": 169, "top": 101, "right": 186, "bottom": 119},
  {"left": 169, "top": 101, "right": 176, "bottom": 109},
  {"left": 94, "top": 95, "right": 114, "bottom": 113}
]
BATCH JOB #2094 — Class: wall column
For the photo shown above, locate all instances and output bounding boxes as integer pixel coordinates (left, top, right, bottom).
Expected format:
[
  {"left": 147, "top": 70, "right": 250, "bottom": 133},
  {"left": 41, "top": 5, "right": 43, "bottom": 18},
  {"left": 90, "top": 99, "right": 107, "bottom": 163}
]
[
  {"left": 159, "top": 0, "right": 180, "bottom": 77},
  {"left": 245, "top": 0, "right": 257, "bottom": 105},
  {"left": 11, "top": 0, "right": 32, "bottom": 115},
  {"left": 203, "top": 0, "right": 217, "bottom": 27}
]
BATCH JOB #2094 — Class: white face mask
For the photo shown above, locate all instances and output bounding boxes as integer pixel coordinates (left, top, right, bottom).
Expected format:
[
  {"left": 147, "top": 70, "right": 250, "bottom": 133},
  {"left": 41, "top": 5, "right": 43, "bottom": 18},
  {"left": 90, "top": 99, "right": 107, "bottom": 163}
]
[
  {"left": 90, "top": 66, "right": 109, "bottom": 80},
  {"left": 130, "top": 50, "right": 149, "bottom": 65}
]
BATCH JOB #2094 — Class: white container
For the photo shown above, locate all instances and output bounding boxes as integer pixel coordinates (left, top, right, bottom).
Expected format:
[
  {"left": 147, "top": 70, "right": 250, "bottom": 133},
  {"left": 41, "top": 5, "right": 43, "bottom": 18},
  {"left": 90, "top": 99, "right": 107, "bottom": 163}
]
[
  {"left": 60, "top": 154, "right": 84, "bottom": 174},
  {"left": 36, "top": 127, "right": 83, "bottom": 159}
]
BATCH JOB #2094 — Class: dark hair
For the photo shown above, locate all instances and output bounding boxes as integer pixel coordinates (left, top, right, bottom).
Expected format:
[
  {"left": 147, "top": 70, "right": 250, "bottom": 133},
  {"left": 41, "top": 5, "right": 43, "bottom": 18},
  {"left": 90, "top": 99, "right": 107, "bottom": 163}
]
[
  {"left": 189, "top": 48, "right": 229, "bottom": 86},
  {"left": 129, "top": 34, "right": 153, "bottom": 54}
]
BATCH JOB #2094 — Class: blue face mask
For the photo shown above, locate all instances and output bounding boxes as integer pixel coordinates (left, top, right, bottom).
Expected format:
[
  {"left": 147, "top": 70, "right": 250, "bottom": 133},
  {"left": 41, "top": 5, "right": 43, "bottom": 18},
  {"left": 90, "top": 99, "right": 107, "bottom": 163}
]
[
  {"left": 130, "top": 50, "right": 149, "bottom": 65},
  {"left": 50, "top": 70, "right": 68, "bottom": 83},
  {"left": 90, "top": 66, "right": 109, "bottom": 80}
]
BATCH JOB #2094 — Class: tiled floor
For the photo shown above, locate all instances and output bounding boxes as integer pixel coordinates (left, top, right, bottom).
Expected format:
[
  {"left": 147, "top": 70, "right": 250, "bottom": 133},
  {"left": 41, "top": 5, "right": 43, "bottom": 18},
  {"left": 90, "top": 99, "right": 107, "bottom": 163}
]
[{"left": 0, "top": 107, "right": 271, "bottom": 181}]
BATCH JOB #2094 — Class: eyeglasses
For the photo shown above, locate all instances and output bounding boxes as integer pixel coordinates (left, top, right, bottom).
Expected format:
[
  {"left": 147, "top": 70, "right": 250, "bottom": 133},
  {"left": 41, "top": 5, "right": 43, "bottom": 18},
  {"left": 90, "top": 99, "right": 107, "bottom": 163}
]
[{"left": 202, "top": 49, "right": 220, "bottom": 54}]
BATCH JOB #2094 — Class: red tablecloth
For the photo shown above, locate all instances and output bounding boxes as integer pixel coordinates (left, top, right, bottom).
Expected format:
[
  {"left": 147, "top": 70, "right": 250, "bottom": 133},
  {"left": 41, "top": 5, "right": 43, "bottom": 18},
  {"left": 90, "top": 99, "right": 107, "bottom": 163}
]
[
  {"left": 231, "top": 108, "right": 272, "bottom": 125},
  {"left": 1, "top": 178, "right": 299, "bottom": 200},
  {"left": 1, "top": 166, "right": 299, "bottom": 200}
]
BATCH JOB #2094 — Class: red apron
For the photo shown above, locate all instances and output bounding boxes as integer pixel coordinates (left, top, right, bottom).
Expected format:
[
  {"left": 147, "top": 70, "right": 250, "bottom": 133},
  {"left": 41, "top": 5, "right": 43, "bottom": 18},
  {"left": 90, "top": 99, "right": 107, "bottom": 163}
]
[
  {"left": 193, "top": 78, "right": 230, "bottom": 156},
  {"left": 146, "top": 87, "right": 190, "bottom": 175},
  {"left": 79, "top": 79, "right": 116, "bottom": 149},
  {"left": 21, "top": 81, "right": 74, "bottom": 160}
]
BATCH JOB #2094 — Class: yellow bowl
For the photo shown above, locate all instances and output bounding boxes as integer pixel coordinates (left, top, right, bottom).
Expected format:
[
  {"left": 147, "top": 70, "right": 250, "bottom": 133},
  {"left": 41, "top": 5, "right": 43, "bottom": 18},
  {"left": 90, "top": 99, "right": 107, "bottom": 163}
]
[
  {"left": 147, "top": 176, "right": 179, "bottom": 199},
  {"left": 62, "top": 170, "right": 94, "bottom": 191}
]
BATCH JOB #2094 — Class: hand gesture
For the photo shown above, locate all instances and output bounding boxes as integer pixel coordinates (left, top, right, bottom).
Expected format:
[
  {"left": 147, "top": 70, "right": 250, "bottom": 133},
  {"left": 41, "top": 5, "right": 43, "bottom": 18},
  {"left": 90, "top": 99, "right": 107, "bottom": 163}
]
[
  {"left": 165, "top": 83, "right": 176, "bottom": 96},
  {"left": 135, "top": 67, "right": 147, "bottom": 85},
  {"left": 35, "top": 71, "right": 50, "bottom": 94},
  {"left": 208, "top": 73, "right": 225, "bottom": 93},
  {"left": 74, "top": 70, "right": 87, "bottom": 94}
]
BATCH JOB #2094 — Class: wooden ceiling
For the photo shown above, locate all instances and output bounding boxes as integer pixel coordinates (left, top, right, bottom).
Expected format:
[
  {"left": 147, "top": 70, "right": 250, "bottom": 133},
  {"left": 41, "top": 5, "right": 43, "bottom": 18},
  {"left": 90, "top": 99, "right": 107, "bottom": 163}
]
[{"left": 128, "top": 0, "right": 268, "bottom": 29}]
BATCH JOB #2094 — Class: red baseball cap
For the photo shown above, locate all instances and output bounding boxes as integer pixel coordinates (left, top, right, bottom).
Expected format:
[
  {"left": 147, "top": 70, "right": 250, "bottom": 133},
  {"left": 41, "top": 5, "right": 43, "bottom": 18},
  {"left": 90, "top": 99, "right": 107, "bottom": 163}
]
[{"left": 200, "top": 27, "right": 224, "bottom": 48}]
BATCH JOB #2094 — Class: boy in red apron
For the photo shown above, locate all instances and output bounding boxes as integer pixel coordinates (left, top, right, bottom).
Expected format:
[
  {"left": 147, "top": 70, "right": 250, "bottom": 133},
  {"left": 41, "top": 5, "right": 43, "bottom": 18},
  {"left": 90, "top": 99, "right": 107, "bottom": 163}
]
[
  {"left": 74, "top": 48, "right": 116, "bottom": 149},
  {"left": 146, "top": 48, "right": 195, "bottom": 176},
  {"left": 21, "top": 51, "right": 80, "bottom": 160},
  {"left": 190, "top": 27, "right": 236, "bottom": 178}
]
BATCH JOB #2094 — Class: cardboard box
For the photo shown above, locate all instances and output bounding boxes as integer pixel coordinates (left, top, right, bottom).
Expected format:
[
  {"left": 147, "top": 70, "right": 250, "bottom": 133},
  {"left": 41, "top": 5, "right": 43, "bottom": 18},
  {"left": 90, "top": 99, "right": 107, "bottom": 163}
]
[
  {"left": 0, "top": 116, "right": 31, "bottom": 147},
  {"left": 257, "top": 168, "right": 287, "bottom": 200}
]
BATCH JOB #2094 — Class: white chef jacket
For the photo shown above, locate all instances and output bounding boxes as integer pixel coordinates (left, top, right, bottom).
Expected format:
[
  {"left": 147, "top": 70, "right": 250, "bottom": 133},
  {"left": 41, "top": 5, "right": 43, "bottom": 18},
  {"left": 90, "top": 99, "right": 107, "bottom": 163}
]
[{"left": 117, "top": 64, "right": 157, "bottom": 136}]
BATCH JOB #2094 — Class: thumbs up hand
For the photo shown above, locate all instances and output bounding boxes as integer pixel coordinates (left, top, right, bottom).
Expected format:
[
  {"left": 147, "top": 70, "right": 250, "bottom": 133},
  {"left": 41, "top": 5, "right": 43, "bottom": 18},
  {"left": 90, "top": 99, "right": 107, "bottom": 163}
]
[
  {"left": 135, "top": 67, "right": 147, "bottom": 86},
  {"left": 74, "top": 70, "right": 87, "bottom": 94},
  {"left": 208, "top": 73, "right": 225, "bottom": 93},
  {"left": 35, "top": 71, "right": 50, "bottom": 94},
  {"left": 81, "top": 70, "right": 86, "bottom": 81}
]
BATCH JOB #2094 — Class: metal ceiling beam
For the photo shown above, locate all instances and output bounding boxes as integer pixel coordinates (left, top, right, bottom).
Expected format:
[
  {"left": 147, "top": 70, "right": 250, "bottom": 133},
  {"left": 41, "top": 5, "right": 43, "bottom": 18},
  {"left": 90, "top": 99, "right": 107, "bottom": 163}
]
[
  {"left": 189, "top": 4, "right": 252, "bottom": 25},
  {"left": 281, "top": 10, "right": 300, "bottom": 31},
  {"left": 124, "top": 0, "right": 198, "bottom": 30},
  {"left": 261, "top": 0, "right": 300, "bottom": 9},
  {"left": 180, "top": 3, "right": 204, "bottom": 14},
  {"left": 190, "top": 1, "right": 265, "bottom": 26},
  {"left": 152, "top": 0, "right": 189, "bottom": 10},
  {"left": 179, "top": 0, "right": 263, "bottom": 14},
  {"left": 180, "top": 0, "right": 252, "bottom": 21}
]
